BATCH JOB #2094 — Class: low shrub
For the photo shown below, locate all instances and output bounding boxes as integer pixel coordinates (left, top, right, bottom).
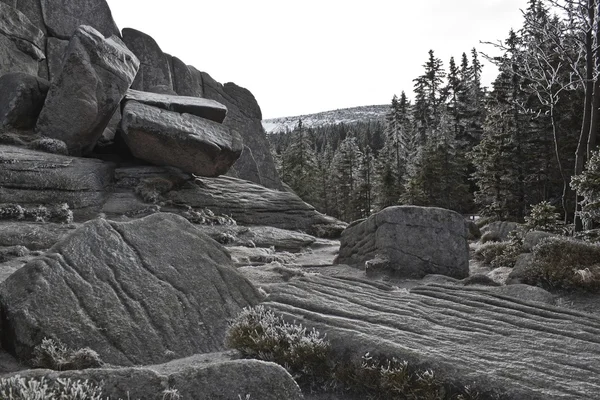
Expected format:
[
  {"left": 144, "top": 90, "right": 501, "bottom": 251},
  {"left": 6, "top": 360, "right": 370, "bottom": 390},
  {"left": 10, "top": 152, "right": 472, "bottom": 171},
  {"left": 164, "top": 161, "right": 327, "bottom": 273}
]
[
  {"left": 0, "top": 375, "right": 104, "bottom": 400},
  {"left": 0, "top": 203, "right": 72, "bottom": 223},
  {"left": 28, "top": 138, "right": 69, "bottom": 155},
  {"left": 474, "top": 232, "right": 523, "bottom": 269},
  {"left": 32, "top": 338, "right": 104, "bottom": 371},
  {"left": 182, "top": 207, "right": 236, "bottom": 226},
  {"left": 522, "top": 237, "right": 600, "bottom": 291},
  {"left": 226, "top": 306, "right": 491, "bottom": 399}
]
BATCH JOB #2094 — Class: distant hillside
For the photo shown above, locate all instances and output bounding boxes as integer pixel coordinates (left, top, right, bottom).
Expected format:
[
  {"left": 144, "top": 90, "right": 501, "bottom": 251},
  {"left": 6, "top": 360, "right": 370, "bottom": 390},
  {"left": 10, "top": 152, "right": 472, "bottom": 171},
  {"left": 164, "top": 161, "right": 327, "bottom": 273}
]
[{"left": 263, "top": 105, "right": 388, "bottom": 134}]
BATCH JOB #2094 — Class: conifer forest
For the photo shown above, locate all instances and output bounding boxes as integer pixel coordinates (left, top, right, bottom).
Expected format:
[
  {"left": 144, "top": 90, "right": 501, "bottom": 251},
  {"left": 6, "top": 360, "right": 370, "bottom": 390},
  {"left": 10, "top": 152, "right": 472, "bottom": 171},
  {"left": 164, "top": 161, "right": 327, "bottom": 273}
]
[{"left": 268, "top": 0, "right": 600, "bottom": 233}]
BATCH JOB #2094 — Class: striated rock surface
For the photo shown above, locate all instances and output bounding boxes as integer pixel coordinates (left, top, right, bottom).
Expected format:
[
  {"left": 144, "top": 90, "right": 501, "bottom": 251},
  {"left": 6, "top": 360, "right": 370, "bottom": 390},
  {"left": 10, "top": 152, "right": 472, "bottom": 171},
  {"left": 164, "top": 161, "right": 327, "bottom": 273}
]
[
  {"left": 122, "top": 28, "right": 173, "bottom": 93},
  {"left": 40, "top": 0, "right": 120, "bottom": 40},
  {"left": 0, "top": 213, "right": 261, "bottom": 365},
  {"left": 0, "top": 72, "right": 48, "bottom": 129},
  {"left": 0, "top": 145, "right": 114, "bottom": 219},
  {"left": 124, "top": 89, "right": 227, "bottom": 123},
  {"left": 266, "top": 275, "right": 600, "bottom": 400},
  {"left": 121, "top": 101, "right": 242, "bottom": 176},
  {"left": 102, "top": 166, "right": 345, "bottom": 237},
  {"left": 45, "top": 37, "right": 68, "bottom": 82},
  {"left": 337, "top": 206, "right": 469, "bottom": 279},
  {"left": 36, "top": 26, "right": 139, "bottom": 155},
  {"left": 170, "top": 57, "right": 203, "bottom": 97},
  {"left": 201, "top": 72, "right": 282, "bottom": 189},
  {"left": 7, "top": 355, "right": 303, "bottom": 400}
]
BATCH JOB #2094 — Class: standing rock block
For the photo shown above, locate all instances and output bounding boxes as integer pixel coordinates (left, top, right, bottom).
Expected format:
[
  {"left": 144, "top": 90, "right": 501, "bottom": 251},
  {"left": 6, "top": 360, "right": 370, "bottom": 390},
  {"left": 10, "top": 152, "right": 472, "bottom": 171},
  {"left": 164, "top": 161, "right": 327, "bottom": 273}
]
[
  {"left": 45, "top": 37, "right": 68, "bottom": 82},
  {"left": 122, "top": 28, "right": 173, "bottom": 94},
  {"left": 125, "top": 89, "right": 227, "bottom": 123},
  {"left": 35, "top": 25, "right": 139, "bottom": 155},
  {"left": 40, "top": 0, "right": 120, "bottom": 40},
  {"left": 121, "top": 100, "right": 243, "bottom": 177},
  {"left": 0, "top": 72, "right": 49, "bottom": 129},
  {"left": 0, "top": 213, "right": 262, "bottom": 366},
  {"left": 171, "top": 57, "right": 203, "bottom": 97},
  {"left": 336, "top": 206, "right": 469, "bottom": 279}
]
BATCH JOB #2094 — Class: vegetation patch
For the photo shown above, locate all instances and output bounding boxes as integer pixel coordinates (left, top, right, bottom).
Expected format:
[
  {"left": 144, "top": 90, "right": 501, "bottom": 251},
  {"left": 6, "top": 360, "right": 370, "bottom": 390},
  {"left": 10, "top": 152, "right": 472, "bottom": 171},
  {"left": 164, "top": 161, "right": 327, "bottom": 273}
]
[
  {"left": 0, "top": 203, "right": 73, "bottom": 223},
  {"left": 521, "top": 237, "right": 600, "bottom": 291},
  {"left": 226, "top": 306, "right": 495, "bottom": 399},
  {"left": 474, "top": 232, "right": 523, "bottom": 269},
  {"left": 0, "top": 375, "right": 105, "bottom": 400},
  {"left": 32, "top": 338, "right": 104, "bottom": 371}
]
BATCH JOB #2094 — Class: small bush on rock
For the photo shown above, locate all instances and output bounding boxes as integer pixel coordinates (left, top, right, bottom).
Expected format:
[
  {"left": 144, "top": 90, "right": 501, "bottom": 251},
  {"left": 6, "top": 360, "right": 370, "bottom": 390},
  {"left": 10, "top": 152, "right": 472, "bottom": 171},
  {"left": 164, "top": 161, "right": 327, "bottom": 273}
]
[
  {"left": 522, "top": 237, "right": 600, "bottom": 291},
  {"left": 135, "top": 177, "right": 174, "bottom": 204},
  {"left": 28, "top": 138, "right": 69, "bottom": 155},
  {"left": 474, "top": 232, "right": 523, "bottom": 269},
  {"left": 32, "top": 338, "right": 104, "bottom": 371},
  {"left": 182, "top": 207, "right": 236, "bottom": 226},
  {"left": 0, "top": 375, "right": 104, "bottom": 399}
]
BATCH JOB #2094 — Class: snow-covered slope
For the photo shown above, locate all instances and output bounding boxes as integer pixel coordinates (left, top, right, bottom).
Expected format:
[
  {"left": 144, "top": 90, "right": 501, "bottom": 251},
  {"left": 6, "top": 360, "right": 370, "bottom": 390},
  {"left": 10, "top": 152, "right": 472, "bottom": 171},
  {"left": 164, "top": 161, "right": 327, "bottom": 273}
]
[{"left": 263, "top": 105, "right": 388, "bottom": 134}]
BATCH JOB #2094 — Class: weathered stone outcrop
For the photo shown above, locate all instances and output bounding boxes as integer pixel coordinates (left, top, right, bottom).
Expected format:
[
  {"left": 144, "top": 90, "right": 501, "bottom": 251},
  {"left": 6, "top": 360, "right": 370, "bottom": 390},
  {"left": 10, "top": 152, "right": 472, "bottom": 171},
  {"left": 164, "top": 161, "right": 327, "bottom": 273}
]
[
  {"left": 0, "top": 72, "right": 49, "bottom": 129},
  {"left": 266, "top": 275, "right": 600, "bottom": 399},
  {"left": 170, "top": 57, "right": 203, "bottom": 97},
  {"left": 0, "top": 145, "right": 114, "bottom": 219},
  {"left": 121, "top": 101, "right": 242, "bottom": 176},
  {"left": 122, "top": 28, "right": 173, "bottom": 93},
  {"left": 337, "top": 206, "right": 469, "bottom": 279},
  {"left": 7, "top": 355, "right": 303, "bottom": 400},
  {"left": 102, "top": 166, "right": 346, "bottom": 237},
  {"left": 0, "top": 2, "right": 45, "bottom": 77},
  {"left": 35, "top": 26, "right": 139, "bottom": 155},
  {"left": 40, "top": 0, "right": 120, "bottom": 40},
  {"left": 0, "top": 222, "right": 75, "bottom": 251},
  {"left": 124, "top": 89, "right": 227, "bottom": 123},
  {"left": 481, "top": 221, "right": 520, "bottom": 241},
  {"left": 201, "top": 72, "right": 283, "bottom": 189},
  {"left": 0, "top": 213, "right": 261, "bottom": 365}
]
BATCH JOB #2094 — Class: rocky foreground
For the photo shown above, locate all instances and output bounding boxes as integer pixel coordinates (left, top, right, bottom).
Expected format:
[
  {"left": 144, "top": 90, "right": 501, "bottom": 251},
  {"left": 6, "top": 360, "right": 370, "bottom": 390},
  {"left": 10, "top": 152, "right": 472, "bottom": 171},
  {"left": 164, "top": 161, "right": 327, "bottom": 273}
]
[{"left": 1, "top": 0, "right": 599, "bottom": 399}]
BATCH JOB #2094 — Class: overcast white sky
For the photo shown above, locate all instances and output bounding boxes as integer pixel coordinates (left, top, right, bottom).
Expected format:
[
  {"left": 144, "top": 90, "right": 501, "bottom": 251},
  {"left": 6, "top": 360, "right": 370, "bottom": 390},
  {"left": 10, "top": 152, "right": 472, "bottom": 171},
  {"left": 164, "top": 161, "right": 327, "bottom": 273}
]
[{"left": 106, "top": 0, "right": 528, "bottom": 119}]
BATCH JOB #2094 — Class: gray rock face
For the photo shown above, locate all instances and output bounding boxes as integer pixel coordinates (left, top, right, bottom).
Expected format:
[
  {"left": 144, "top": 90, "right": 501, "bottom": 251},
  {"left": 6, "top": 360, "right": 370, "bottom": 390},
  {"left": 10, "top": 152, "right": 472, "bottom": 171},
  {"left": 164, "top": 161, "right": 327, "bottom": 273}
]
[
  {"left": 36, "top": 26, "right": 139, "bottom": 155},
  {"left": 121, "top": 101, "right": 242, "bottom": 177},
  {"left": 7, "top": 356, "right": 303, "bottom": 400},
  {"left": 171, "top": 57, "right": 203, "bottom": 97},
  {"left": 0, "top": 222, "right": 75, "bottom": 251},
  {"left": 0, "top": 2, "right": 45, "bottom": 78},
  {"left": 122, "top": 28, "right": 173, "bottom": 93},
  {"left": 0, "top": 2, "right": 45, "bottom": 60},
  {"left": 15, "top": 0, "right": 46, "bottom": 34},
  {"left": 0, "top": 72, "right": 49, "bottom": 129},
  {"left": 337, "top": 206, "right": 469, "bottom": 279},
  {"left": 266, "top": 276, "right": 600, "bottom": 399},
  {"left": 40, "top": 0, "right": 120, "bottom": 40},
  {"left": 45, "top": 37, "right": 68, "bottom": 82},
  {"left": 0, "top": 213, "right": 261, "bottom": 365},
  {"left": 125, "top": 89, "right": 227, "bottom": 123},
  {"left": 201, "top": 72, "right": 283, "bottom": 189},
  {"left": 0, "top": 145, "right": 114, "bottom": 219}
]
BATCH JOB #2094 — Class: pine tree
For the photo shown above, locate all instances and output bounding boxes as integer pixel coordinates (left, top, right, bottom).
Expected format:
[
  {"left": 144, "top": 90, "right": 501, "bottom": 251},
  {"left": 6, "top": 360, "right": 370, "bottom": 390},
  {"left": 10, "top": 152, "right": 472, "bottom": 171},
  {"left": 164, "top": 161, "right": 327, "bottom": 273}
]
[
  {"left": 281, "top": 121, "right": 318, "bottom": 203},
  {"left": 331, "top": 134, "right": 364, "bottom": 221}
]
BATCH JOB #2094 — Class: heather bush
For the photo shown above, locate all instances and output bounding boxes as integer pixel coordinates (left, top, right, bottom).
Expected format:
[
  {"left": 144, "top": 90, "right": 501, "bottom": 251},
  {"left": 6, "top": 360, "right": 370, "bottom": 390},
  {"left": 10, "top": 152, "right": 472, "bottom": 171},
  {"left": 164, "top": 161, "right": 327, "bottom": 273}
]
[
  {"left": 32, "top": 338, "right": 104, "bottom": 371},
  {"left": 474, "top": 232, "right": 523, "bottom": 269},
  {"left": 0, "top": 376, "right": 104, "bottom": 399},
  {"left": 135, "top": 177, "right": 174, "bottom": 204},
  {"left": 226, "top": 306, "right": 489, "bottom": 399},
  {"left": 522, "top": 237, "right": 600, "bottom": 291},
  {"left": 28, "top": 138, "right": 68, "bottom": 155}
]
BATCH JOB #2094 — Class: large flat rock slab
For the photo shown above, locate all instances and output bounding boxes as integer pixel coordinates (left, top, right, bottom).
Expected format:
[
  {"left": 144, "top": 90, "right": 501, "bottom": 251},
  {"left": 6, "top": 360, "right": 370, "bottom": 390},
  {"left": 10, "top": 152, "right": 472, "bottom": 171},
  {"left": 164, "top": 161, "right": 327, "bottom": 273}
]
[
  {"left": 125, "top": 89, "right": 227, "bottom": 123},
  {"left": 0, "top": 213, "right": 261, "bottom": 366},
  {"left": 121, "top": 101, "right": 242, "bottom": 176},
  {"left": 0, "top": 145, "right": 114, "bottom": 219},
  {"left": 36, "top": 25, "right": 139, "bottom": 155},
  {"left": 337, "top": 206, "right": 469, "bottom": 279},
  {"left": 6, "top": 356, "right": 303, "bottom": 400},
  {"left": 265, "top": 275, "right": 600, "bottom": 399}
]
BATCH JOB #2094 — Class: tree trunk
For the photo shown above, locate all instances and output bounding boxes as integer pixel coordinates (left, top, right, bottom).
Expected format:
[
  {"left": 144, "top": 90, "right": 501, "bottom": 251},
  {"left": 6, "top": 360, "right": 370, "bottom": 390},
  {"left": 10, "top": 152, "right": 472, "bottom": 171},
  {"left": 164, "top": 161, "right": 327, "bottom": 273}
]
[{"left": 574, "top": 0, "right": 595, "bottom": 232}]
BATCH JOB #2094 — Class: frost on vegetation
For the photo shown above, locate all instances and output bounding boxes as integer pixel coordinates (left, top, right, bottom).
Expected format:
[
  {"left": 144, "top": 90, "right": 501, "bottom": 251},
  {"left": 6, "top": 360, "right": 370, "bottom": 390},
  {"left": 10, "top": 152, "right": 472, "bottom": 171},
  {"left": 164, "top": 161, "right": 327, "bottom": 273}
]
[
  {"left": 0, "top": 376, "right": 104, "bottom": 400},
  {"left": 32, "top": 338, "right": 104, "bottom": 371},
  {"left": 225, "top": 306, "right": 490, "bottom": 399},
  {"left": 181, "top": 207, "right": 236, "bottom": 226},
  {"left": 523, "top": 237, "right": 600, "bottom": 291},
  {"left": 474, "top": 231, "right": 523, "bottom": 269},
  {"left": 0, "top": 203, "right": 73, "bottom": 223}
]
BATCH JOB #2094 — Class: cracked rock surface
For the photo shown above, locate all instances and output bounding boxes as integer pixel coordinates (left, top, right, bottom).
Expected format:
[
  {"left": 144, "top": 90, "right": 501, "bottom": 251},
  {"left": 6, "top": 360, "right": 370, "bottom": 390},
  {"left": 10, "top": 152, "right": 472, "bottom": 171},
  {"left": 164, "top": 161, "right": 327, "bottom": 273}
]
[{"left": 0, "top": 213, "right": 261, "bottom": 365}]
